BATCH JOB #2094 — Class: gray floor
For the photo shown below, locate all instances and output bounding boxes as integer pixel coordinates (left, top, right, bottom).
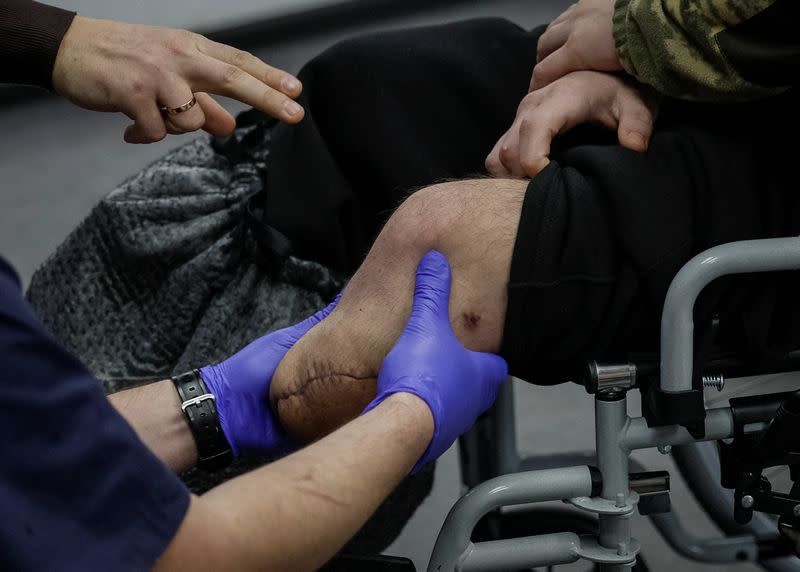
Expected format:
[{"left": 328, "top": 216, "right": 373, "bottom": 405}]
[{"left": 0, "top": 1, "right": 790, "bottom": 570}]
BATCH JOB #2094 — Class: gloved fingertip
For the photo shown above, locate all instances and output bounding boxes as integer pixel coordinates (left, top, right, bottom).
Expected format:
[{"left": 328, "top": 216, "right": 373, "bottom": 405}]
[
  {"left": 418, "top": 249, "right": 450, "bottom": 275},
  {"left": 319, "top": 291, "right": 342, "bottom": 319},
  {"left": 416, "top": 251, "right": 451, "bottom": 289},
  {"left": 288, "top": 304, "right": 334, "bottom": 341},
  {"left": 410, "top": 250, "right": 452, "bottom": 318}
]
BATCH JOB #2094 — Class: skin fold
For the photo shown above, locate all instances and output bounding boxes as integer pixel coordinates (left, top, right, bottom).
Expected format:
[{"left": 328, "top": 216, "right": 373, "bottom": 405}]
[{"left": 270, "top": 178, "right": 527, "bottom": 443}]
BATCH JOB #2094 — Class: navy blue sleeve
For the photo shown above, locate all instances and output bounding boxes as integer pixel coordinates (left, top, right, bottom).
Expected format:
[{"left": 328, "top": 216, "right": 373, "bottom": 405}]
[{"left": 0, "top": 257, "right": 190, "bottom": 571}]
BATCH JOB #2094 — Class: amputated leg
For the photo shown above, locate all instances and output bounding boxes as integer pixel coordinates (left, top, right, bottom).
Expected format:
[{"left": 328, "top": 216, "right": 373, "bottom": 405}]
[{"left": 270, "top": 178, "right": 528, "bottom": 443}]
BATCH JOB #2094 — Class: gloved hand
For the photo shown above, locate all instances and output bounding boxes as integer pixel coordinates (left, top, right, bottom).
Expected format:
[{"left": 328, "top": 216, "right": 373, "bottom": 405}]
[
  {"left": 364, "top": 250, "right": 509, "bottom": 473},
  {"left": 200, "top": 296, "right": 338, "bottom": 457}
]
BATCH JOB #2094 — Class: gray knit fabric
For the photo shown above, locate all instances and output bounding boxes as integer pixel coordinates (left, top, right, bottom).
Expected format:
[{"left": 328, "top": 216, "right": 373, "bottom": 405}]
[{"left": 26, "top": 124, "right": 433, "bottom": 554}]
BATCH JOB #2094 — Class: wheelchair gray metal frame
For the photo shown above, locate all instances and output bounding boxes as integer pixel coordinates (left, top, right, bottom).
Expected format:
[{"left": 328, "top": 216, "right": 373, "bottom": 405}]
[
  {"left": 661, "top": 237, "right": 800, "bottom": 571},
  {"left": 662, "top": 238, "right": 800, "bottom": 393},
  {"left": 482, "top": 396, "right": 797, "bottom": 568},
  {"left": 430, "top": 239, "right": 800, "bottom": 571}
]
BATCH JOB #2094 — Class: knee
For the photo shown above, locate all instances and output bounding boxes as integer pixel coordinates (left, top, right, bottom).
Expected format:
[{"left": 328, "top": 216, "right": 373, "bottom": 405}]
[{"left": 377, "top": 182, "right": 465, "bottom": 258}]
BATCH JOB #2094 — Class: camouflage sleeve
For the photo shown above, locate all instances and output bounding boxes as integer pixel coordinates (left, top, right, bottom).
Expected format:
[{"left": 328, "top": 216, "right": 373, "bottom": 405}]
[{"left": 613, "top": 0, "right": 795, "bottom": 101}]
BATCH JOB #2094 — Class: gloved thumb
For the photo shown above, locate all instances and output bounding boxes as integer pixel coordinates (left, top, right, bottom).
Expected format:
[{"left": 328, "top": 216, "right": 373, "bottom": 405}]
[
  {"left": 281, "top": 292, "right": 341, "bottom": 346},
  {"left": 406, "top": 250, "right": 453, "bottom": 334},
  {"left": 309, "top": 292, "right": 342, "bottom": 324}
]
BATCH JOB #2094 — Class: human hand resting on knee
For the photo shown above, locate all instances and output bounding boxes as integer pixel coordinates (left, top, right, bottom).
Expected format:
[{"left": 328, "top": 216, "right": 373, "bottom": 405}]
[
  {"left": 198, "top": 298, "right": 338, "bottom": 458},
  {"left": 487, "top": 0, "right": 658, "bottom": 179},
  {"left": 363, "top": 250, "right": 509, "bottom": 472},
  {"left": 486, "top": 70, "right": 659, "bottom": 179}
]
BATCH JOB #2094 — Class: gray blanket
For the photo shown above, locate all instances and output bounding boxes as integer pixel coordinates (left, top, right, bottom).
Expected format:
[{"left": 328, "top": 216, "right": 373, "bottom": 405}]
[{"left": 26, "top": 123, "right": 433, "bottom": 554}]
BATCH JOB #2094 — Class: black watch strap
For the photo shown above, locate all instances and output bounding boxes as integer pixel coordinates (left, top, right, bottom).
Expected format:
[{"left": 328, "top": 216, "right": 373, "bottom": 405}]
[{"left": 172, "top": 370, "right": 232, "bottom": 472}]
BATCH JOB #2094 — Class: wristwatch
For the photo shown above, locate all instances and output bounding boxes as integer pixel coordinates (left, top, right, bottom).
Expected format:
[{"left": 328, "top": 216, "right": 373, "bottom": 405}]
[{"left": 171, "top": 369, "right": 232, "bottom": 471}]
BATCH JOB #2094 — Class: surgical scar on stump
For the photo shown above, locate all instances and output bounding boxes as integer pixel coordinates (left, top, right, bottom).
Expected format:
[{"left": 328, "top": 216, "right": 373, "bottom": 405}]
[{"left": 270, "top": 179, "right": 527, "bottom": 445}]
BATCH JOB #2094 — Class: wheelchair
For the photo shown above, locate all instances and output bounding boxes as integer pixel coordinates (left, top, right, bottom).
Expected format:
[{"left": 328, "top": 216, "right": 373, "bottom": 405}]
[
  {"left": 327, "top": 238, "right": 800, "bottom": 571},
  {"left": 423, "top": 238, "right": 800, "bottom": 571}
]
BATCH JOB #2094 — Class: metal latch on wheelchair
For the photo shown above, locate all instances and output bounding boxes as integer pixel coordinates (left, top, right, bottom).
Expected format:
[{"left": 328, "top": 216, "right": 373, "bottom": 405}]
[
  {"left": 720, "top": 389, "right": 800, "bottom": 556},
  {"left": 567, "top": 471, "right": 671, "bottom": 517},
  {"left": 631, "top": 471, "right": 672, "bottom": 516}
]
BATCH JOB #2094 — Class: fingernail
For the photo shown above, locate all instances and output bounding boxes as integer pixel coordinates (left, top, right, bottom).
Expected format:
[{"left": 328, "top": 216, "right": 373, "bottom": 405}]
[
  {"left": 284, "top": 100, "right": 303, "bottom": 116},
  {"left": 632, "top": 132, "right": 648, "bottom": 151},
  {"left": 282, "top": 77, "right": 301, "bottom": 92}
]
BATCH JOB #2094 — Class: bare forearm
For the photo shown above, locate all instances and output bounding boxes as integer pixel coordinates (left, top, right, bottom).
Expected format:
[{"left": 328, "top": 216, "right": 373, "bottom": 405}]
[
  {"left": 154, "top": 392, "right": 434, "bottom": 572},
  {"left": 109, "top": 380, "right": 198, "bottom": 472}
]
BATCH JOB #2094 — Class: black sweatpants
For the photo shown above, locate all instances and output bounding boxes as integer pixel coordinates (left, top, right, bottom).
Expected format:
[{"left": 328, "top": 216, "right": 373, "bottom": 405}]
[{"left": 260, "top": 18, "right": 800, "bottom": 384}]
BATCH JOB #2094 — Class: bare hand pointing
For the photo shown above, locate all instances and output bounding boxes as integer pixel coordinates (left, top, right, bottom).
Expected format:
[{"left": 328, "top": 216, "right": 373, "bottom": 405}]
[{"left": 52, "top": 16, "right": 305, "bottom": 143}]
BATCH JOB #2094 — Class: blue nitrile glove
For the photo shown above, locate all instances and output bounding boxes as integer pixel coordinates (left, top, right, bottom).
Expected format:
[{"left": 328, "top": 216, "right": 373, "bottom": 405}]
[
  {"left": 200, "top": 296, "right": 339, "bottom": 457},
  {"left": 363, "top": 250, "right": 509, "bottom": 473}
]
